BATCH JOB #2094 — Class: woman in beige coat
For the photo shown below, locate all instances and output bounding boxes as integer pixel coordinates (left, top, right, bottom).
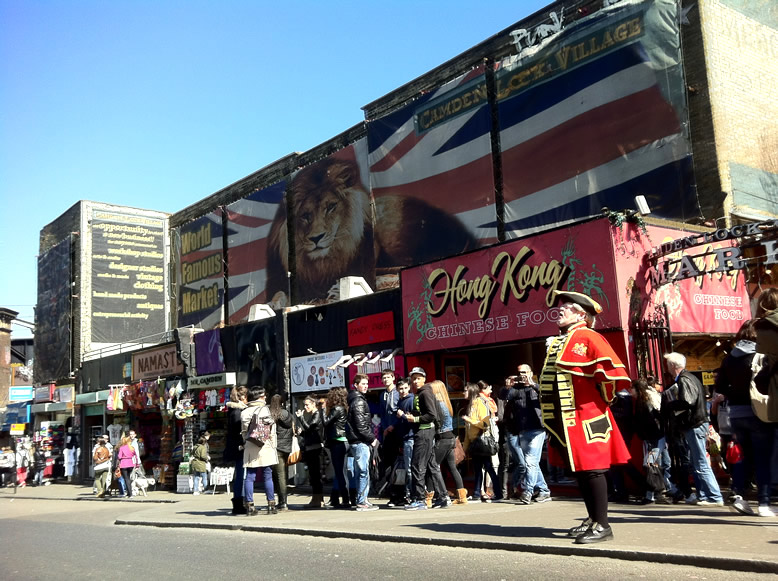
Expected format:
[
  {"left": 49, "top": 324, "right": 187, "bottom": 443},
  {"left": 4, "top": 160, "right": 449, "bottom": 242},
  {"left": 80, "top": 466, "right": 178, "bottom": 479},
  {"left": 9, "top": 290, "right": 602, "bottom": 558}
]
[{"left": 240, "top": 386, "right": 278, "bottom": 515}]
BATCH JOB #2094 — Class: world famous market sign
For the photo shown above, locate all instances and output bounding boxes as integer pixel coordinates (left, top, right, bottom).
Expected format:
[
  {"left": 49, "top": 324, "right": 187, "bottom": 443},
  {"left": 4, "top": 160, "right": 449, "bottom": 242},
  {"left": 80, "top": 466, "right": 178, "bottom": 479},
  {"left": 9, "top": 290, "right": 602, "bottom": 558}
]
[{"left": 401, "top": 220, "right": 622, "bottom": 354}]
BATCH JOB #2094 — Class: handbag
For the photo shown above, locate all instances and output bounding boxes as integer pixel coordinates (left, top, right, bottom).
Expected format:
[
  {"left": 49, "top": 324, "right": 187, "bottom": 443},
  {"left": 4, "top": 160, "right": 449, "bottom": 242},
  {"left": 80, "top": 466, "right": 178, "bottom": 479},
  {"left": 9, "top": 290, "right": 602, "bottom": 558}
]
[
  {"left": 645, "top": 462, "right": 665, "bottom": 493},
  {"left": 454, "top": 437, "right": 465, "bottom": 465},
  {"left": 644, "top": 449, "right": 665, "bottom": 492},
  {"left": 469, "top": 431, "right": 499, "bottom": 457},
  {"left": 750, "top": 353, "right": 777, "bottom": 423},
  {"left": 468, "top": 397, "right": 499, "bottom": 457},
  {"left": 114, "top": 467, "right": 121, "bottom": 479},
  {"left": 287, "top": 435, "right": 301, "bottom": 465}
]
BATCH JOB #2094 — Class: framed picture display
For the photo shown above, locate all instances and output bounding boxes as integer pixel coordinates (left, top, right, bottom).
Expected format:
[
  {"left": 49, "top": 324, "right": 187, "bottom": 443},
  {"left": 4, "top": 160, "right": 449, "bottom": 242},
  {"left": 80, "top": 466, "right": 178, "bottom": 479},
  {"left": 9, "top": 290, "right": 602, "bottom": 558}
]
[{"left": 442, "top": 355, "right": 468, "bottom": 393}]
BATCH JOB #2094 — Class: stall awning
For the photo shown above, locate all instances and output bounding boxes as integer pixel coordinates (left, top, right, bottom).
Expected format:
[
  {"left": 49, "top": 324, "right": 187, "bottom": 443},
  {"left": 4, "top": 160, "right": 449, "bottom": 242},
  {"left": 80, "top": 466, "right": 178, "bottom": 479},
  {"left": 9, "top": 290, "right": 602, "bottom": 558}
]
[
  {"left": 30, "top": 402, "right": 72, "bottom": 413},
  {"left": 1, "top": 401, "right": 32, "bottom": 430},
  {"left": 75, "top": 390, "right": 110, "bottom": 405}
]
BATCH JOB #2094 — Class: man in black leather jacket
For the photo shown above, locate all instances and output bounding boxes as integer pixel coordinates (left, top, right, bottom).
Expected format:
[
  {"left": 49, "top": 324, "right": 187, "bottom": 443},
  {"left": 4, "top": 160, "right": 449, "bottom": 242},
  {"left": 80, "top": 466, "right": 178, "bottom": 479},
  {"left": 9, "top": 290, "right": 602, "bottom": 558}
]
[
  {"left": 664, "top": 352, "right": 723, "bottom": 505},
  {"left": 347, "top": 374, "right": 378, "bottom": 511}
]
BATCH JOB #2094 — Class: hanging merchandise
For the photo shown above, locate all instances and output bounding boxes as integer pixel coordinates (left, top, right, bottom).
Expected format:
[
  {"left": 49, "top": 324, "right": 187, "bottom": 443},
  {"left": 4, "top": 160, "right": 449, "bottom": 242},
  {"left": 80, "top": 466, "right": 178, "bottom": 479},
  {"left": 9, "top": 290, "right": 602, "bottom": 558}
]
[{"left": 174, "top": 392, "right": 195, "bottom": 419}]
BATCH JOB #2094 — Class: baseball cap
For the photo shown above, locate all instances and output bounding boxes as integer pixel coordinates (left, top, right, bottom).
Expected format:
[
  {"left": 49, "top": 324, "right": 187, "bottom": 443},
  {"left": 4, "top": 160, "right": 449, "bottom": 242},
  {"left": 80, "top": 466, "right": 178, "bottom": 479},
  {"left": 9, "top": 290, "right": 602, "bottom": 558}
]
[{"left": 409, "top": 366, "right": 426, "bottom": 377}]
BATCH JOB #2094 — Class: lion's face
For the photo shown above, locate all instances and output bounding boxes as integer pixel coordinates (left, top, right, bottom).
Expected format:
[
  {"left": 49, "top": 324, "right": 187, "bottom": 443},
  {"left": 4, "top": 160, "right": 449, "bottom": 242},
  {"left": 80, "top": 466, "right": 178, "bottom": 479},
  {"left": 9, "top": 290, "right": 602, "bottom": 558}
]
[
  {"left": 289, "top": 160, "right": 370, "bottom": 273},
  {"left": 295, "top": 189, "right": 348, "bottom": 259}
]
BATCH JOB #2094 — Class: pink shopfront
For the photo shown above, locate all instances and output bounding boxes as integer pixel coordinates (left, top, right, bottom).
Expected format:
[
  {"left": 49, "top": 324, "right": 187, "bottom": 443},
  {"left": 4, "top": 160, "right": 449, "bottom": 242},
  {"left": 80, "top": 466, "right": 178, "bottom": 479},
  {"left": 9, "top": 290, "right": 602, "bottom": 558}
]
[{"left": 399, "top": 216, "right": 753, "bottom": 394}]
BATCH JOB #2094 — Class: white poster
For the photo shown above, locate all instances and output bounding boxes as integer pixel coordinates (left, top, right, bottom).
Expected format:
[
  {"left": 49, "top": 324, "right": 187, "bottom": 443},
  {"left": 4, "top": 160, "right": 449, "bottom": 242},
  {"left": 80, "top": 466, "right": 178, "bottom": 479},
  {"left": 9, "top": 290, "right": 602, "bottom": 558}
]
[{"left": 290, "top": 351, "right": 345, "bottom": 393}]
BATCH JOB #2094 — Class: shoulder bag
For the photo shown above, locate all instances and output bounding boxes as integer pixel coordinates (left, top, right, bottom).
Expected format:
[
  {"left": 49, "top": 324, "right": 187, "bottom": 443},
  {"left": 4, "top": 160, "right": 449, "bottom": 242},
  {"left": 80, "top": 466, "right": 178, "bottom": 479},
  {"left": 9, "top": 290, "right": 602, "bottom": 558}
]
[{"left": 468, "top": 400, "right": 499, "bottom": 457}]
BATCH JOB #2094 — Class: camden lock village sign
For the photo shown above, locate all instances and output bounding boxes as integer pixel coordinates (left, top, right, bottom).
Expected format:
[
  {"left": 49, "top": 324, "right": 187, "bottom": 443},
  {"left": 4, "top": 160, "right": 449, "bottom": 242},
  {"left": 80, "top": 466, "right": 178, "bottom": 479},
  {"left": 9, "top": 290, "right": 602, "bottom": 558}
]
[{"left": 649, "top": 219, "right": 778, "bottom": 285}]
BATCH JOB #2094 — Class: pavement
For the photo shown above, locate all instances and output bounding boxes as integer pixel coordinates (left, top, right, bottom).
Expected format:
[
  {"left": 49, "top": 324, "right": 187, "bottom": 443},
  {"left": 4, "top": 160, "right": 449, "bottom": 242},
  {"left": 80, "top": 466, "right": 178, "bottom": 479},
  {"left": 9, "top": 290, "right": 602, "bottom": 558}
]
[{"left": 3, "top": 481, "right": 778, "bottom": 574}]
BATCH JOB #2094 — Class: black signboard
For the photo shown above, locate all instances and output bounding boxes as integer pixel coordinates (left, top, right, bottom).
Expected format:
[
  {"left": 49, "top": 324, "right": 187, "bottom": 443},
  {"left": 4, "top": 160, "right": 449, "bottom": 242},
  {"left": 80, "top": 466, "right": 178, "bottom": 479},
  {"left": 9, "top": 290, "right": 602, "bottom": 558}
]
[{"left": 90, "top": 209, "right": 166, "bottom": 343}]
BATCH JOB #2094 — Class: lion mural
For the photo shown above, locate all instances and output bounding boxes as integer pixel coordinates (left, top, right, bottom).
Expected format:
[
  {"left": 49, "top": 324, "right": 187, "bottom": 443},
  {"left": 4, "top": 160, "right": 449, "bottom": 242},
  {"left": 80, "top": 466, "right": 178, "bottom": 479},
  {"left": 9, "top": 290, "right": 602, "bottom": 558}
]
[{"left": 265, "top": 157, "right": 477, "bottom": 306}]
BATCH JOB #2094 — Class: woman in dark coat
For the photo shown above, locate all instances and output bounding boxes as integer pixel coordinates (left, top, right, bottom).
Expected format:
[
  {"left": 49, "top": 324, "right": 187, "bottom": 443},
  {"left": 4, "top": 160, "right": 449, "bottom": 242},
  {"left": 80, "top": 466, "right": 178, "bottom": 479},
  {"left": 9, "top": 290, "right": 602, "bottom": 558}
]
[
  {"left": 716, "top": 319, "right": 776, "bottom": 517},
  {"left": 322, "top": 387, "right": 350, "bottom": 509},
  {"left": 225, "top": 386, "right": 248, "bottom": 514},
  {"left": 270, "top": 393, "right": 294, "bottom": 511},
  {"left": 296, "top": 394, "right": 325, "bottom": 508}
]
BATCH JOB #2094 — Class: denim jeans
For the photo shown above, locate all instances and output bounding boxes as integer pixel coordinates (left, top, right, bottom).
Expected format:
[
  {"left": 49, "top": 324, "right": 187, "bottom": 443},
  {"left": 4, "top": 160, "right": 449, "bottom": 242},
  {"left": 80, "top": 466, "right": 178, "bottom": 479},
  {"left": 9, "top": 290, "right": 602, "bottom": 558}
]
[
  {"left": 731, "top": 415, "right": 776, "bottom": 505},
  {"left": 116, "top": 470, "right": 126, "bottom": 495},
  {"left": 658, "top": 437, "right": 674, "bottom": 494},
  {"left": 683, "top": 423, "right": 723, "bottom": 502},
  {"left": 348, "top": 442, "right": 371, "bottom": 505},
  {"left": 519, "top": 429, "right": 549, "bottom": 494},
  {"left": 505, "top": 433, "right": 527, "bottom": 492},
  {"left": 232, "top": 454, "right": 245, "bottom": 500},
  {"left": 244, "top": 466, "right": 274, "bottom": 504},
  {"left": 193, "top": 471, "right": 207, "bottom": 493},
  {"left": 402, "top": 438, "right": 414, "bottom": 498}
]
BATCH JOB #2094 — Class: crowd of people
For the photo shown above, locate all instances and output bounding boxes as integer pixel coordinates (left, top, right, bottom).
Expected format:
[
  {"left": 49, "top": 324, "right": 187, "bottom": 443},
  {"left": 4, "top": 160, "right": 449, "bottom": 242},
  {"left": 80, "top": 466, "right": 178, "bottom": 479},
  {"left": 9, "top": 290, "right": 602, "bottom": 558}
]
[
  {"left": 89, "top": 289, "right": 777, "bottom": 545},
  {"left": 90, "top": 428, "right": 143, "bottom": 498}
]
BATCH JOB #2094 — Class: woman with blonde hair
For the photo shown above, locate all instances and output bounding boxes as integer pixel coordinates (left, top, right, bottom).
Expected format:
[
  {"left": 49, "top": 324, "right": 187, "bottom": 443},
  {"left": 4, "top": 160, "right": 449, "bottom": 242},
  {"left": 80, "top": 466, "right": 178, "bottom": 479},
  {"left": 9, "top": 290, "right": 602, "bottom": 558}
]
[
  {"left": 463, "top": 381, "right": 501, "bottom": 502},
  {"left": 117, "top": 436, "right": 138, "bottom": 498},
  {"left": 429, "top": 380, "right": 466, "bottom": 505}
]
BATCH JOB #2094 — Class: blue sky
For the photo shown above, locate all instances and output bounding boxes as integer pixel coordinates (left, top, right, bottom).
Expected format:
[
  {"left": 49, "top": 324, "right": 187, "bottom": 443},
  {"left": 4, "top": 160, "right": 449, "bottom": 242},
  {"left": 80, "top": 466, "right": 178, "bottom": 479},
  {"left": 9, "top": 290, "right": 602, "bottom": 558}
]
[{"left": 0, "top": 0, "right": 549, "bottom": 339}]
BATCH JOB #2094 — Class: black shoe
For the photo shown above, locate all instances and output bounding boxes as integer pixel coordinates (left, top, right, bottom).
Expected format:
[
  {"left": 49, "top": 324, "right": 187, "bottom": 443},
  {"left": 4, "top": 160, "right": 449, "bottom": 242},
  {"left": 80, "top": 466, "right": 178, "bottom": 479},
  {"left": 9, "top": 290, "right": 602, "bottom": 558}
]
[
  {"left": 574, "top": 522, "right": 614, "bottom": 544},
  {"left": 567, "top": 518, "right": 592, "bottom": 537}
]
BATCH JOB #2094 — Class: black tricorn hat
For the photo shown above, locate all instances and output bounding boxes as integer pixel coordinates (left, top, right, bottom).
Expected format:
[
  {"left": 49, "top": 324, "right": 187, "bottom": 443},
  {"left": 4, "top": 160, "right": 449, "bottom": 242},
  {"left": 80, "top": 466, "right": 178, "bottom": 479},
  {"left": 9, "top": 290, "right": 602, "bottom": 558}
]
[{"left": 552, "top": 290, "right": 603, "bottom": 316}]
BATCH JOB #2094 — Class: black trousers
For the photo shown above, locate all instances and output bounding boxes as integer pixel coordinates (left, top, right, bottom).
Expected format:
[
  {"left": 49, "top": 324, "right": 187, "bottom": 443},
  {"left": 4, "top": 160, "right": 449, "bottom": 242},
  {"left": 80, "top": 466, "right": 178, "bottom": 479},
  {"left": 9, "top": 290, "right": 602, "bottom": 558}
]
[
  {"left": 411, "top": 428, "right": 445, "bottom": 500},
  {"left": 576, "top": 469, "right": 609, "bottom": 526},
  {"left": 303, "top": 448, "right": 323, "bottom": 494},
  {"left": 434, "top": 435, "right": 464, "bottom": 490}
]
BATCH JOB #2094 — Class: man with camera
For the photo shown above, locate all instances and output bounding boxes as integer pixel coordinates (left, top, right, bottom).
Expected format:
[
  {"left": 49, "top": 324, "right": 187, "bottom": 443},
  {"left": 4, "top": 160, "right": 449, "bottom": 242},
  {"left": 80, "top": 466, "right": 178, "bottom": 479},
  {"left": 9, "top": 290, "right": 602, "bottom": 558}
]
[{"left": 515, "top": 365, "right": 551, "bottom": 504}]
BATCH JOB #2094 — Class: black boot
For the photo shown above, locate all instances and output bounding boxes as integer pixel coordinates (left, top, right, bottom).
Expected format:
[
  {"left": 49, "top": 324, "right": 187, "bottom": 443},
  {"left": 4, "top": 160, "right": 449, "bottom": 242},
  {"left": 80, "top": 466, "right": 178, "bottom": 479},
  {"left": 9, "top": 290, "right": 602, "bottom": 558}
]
[
  {"left": 339, "top": 490, "right": 352, "bottom": 509},
  {"left": 349, "top": 488, "right": 357, "bottom": 506},
  {"left": 232, "top": 498, "right": 247, "bottom": 515},
  {"left": 327, "top": 490, "right": 341, "bottom": 509}
]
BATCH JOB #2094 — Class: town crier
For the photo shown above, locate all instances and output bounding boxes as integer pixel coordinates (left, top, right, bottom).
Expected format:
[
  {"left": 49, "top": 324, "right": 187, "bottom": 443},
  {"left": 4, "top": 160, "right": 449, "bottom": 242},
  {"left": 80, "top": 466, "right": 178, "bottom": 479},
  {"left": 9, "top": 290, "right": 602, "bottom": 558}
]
[{"left": 539, "top": 290, "right": 631, "bottom": 544}]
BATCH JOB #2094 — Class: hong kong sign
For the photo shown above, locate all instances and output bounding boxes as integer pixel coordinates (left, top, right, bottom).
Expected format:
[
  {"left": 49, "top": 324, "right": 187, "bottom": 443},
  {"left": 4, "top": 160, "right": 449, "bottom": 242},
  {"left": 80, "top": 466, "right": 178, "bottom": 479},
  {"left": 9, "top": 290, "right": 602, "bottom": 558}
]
[{"left": 401, "top": 220, "right": 621, "bottom": 354}]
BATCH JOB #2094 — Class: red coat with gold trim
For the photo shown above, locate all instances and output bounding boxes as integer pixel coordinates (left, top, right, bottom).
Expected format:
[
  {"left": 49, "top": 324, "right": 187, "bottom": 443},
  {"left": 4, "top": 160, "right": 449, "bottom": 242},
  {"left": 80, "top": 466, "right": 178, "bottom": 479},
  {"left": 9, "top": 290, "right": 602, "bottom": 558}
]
[{"left": 540, "top": 321, "right": 631, "bottom": 472}]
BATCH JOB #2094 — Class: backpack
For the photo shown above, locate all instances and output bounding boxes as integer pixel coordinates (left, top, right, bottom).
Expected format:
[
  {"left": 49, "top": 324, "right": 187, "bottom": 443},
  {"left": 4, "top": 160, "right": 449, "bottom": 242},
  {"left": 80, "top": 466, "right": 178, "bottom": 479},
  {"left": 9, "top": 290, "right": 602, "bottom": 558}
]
[
  {"left": 93, "top": 446, "right": 110, "bottom": 464},
  {"left": 246, "top": 407, "right": 273, "bottom": 447}
]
